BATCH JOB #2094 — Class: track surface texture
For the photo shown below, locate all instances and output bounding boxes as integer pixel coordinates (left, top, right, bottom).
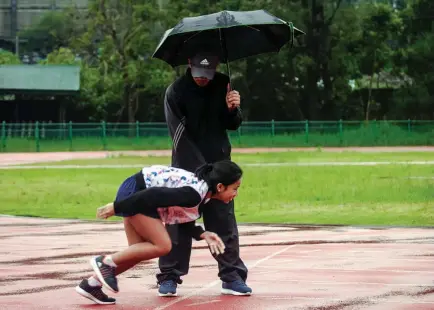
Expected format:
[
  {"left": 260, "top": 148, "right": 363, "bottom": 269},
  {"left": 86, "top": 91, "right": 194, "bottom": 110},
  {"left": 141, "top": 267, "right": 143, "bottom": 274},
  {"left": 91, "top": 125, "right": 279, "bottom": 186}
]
[{"left": 1, "top": 216, "right": 434, "bottom": 310}]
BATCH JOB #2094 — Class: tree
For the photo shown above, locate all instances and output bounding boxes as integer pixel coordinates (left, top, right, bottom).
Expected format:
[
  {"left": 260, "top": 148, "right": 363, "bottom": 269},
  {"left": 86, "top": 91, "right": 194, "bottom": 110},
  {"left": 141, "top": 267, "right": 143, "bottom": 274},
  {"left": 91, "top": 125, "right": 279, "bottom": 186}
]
[
  {"left": 356, "top": 3, "right": 403, "bottom": 120},
  {"left": 72, "top": 0, "right": 174, "bottom": 124},
  {"left": 18, "top": 9, "right": 86, "bottom": 57},
  {"left": 6, "top": 0, "right": 432, "bottom": 122},
  {"left": 387, "top": 0, "right": 433, "bottom": 120},
  {"left": 0, "top": 50, "right": 21, "bottom": 64},
  {"left": 394, "top": 33, "right": 434, "bottom": 119}
]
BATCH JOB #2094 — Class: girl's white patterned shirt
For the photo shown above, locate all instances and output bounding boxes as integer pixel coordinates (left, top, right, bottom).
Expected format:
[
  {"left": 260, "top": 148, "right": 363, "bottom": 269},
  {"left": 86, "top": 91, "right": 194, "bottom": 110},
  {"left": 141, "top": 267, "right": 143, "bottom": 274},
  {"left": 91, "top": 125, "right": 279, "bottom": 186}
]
[{"left": 141, "top": 165, "right": 209, "bottom": 224}]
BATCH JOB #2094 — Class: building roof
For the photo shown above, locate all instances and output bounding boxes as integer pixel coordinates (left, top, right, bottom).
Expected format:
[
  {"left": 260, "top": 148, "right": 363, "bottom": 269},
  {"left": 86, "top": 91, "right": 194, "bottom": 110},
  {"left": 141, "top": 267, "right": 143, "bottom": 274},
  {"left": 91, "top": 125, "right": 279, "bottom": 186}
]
[{"left": 0, "top": 64, "right": 80, "bottom": 95}]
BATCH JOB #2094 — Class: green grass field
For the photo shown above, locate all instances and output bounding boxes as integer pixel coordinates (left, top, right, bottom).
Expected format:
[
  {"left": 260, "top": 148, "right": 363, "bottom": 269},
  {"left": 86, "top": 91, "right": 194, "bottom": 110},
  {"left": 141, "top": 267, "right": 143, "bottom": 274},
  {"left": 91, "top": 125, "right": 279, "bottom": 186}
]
[{"left": 1, "top": 151, "right": 433, "bottom": 226}]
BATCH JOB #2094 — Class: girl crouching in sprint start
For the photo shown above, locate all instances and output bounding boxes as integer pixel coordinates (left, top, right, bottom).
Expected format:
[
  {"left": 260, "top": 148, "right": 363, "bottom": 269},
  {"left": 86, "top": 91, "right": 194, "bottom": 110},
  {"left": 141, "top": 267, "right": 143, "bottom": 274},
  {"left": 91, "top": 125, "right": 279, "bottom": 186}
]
[{"left": 75, "top": 160, "right": 243, "bottom": 305}]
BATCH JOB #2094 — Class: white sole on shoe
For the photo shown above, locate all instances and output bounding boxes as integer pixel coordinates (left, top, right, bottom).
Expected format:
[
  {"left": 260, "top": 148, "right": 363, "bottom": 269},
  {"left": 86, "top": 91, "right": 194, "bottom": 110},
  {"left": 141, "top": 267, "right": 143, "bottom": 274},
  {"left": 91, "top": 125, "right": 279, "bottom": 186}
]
[
  {"left": 90, "top": 257, "right": 118, "bottom": 294},
  {"left": 75, "top": 286, "right": 116, "bottom": 305},
  {"left": 221, "top": 288, "right": 252, "bottom": 296},
  {"left": 158, "top": 292, "right": 178, "bottom": 297}
]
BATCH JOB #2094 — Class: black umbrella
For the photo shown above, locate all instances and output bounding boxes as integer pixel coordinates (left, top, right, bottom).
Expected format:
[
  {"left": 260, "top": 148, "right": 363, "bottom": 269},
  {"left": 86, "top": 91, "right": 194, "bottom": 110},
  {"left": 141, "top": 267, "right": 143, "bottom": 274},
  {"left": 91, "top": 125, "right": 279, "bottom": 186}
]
[{"left": 152, "top": 9, "right": 305, "bottom": 87}]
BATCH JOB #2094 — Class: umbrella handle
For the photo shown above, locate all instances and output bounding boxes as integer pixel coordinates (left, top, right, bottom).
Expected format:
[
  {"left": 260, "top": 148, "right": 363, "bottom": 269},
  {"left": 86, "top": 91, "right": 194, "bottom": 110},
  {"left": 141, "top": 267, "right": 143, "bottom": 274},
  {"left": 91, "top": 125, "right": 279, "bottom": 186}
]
[
  {"left": 220, "top": 29, "right": 238, "bottom": 113},
  {"left": 226, "top": 62, "right": 233, "bottom": 91},
  {"left": 219, "top": 28, "right": 233, "bottom": 91}
]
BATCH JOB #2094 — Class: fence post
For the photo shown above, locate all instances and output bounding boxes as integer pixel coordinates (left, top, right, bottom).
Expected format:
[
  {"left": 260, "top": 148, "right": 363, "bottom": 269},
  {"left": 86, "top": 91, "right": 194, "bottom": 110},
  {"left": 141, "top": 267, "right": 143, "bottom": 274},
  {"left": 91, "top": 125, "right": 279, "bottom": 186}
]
[
  {"left": 373, "top": 119, "right": 378, "bottom": 145},
  {"left": 101, "top": 121, "right": 107, "bottom": 150},
  {"left": 1, "top": 121, "right": 6, "bottom": 152},
  {"left": 407, "top": 119, "right": 411, "bottom": 132},
  {"left": 339, "top": 119, "right": 343, "bottom": 145},
  {"left": 305, "top": 120, "right": 309, "bottom": 144},
  {"left": 136, "top": 121, "right": 140, "bottom": 143},
  {"left": 68, "top": 121, "right": 73, "bottom": 151},
  {"left": 271, "top": 119, "right": 275, "bottom": 137},
  {"left": 40, "top": 122, "right": 45, "bottom": 139},
  {"left": 35, "top": 121, "right": 40, "bottom": 152},
  {"left": 237, "top": 126, "right": 241, "bottom": 146}
]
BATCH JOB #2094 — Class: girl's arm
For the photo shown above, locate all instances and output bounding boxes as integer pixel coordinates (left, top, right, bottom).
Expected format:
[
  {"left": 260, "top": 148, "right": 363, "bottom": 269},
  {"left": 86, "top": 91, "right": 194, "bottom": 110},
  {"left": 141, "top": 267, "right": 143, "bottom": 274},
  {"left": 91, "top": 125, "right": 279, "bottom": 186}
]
[
  {"left": 97, "top": 186, "right": 203, "bottom": 219},
  {"left": 199, "top": 231, "right": 225, "bottom": 255}
]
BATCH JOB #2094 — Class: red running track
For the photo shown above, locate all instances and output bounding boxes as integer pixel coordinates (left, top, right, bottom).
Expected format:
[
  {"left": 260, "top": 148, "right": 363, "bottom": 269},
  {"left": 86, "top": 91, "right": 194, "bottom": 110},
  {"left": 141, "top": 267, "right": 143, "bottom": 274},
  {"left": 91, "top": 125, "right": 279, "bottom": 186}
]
[{"left": 1, "top": 216, "right": 434, "bottom": 310}]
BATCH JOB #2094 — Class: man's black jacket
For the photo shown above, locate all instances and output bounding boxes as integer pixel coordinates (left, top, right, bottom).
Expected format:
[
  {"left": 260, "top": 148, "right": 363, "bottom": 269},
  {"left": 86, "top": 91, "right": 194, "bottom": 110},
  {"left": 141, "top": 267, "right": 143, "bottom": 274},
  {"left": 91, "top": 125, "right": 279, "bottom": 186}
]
[{"left": 164, "top": 68, "right": 242, "bottom": 173}]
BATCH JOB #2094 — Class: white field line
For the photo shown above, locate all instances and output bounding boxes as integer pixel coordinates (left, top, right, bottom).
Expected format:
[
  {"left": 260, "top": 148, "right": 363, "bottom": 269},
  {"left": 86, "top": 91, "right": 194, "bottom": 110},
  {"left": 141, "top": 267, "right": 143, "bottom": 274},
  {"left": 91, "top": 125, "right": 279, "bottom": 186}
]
[{"left": 2, "top": 160, "right": 434, "bottom": 169}]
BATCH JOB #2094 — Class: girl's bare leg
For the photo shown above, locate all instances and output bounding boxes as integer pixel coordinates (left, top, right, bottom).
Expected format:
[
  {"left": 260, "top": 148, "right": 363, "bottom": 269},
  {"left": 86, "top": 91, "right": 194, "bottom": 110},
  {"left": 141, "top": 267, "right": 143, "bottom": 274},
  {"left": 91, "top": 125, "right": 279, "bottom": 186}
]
[
  {"left": 89, "top": 218, "right": 144, "bottom": 281},
  {"left": 90, "top": 214, "right": 171, "bottom": 293},
  {"left": 77, "top": 218, "right": 146, "bottom": 304},
  {"left": 111, "top": 215, "right": 171, "bottom": 263}
]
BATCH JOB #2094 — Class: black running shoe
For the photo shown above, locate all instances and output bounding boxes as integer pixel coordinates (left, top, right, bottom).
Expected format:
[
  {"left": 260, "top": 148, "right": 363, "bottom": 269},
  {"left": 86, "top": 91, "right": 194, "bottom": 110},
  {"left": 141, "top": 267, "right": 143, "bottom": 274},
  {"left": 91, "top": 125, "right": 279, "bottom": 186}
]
[
  {"left": 75, "top": 279, "right": 116, "bottom": 305},
  {"left": 90, "top": 255, "right": 119, "bottom": 293}
]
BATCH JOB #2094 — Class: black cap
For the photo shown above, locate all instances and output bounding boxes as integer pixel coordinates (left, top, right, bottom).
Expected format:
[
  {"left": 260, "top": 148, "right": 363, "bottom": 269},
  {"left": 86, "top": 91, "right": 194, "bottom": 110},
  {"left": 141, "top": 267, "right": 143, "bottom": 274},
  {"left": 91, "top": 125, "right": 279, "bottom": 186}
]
[{"left": 190, "top": 53, "right": 219, "bottom": 79}]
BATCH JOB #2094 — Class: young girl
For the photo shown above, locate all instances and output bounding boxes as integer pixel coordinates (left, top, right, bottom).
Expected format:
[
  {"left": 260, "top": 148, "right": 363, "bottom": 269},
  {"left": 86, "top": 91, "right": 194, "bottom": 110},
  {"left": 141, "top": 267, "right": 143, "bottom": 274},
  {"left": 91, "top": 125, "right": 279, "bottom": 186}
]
[{"left": 75, "top": 160, "right": 243, "bottom": 305}]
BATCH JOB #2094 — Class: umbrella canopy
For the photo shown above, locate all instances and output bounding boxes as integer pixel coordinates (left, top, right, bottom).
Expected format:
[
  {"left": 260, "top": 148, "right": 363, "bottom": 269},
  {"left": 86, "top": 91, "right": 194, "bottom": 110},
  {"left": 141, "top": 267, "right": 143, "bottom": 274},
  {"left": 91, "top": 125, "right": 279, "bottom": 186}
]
[{"left": 152, "top": 9, "right": 305, "bottom": 68}]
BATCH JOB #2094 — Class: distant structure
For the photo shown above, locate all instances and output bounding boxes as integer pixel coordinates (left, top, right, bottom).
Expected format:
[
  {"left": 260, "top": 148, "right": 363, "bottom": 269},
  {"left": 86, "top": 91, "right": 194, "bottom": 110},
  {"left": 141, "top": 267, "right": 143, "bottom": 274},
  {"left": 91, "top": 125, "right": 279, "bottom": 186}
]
[{"left": 0, "top": 0, "right": 88, "bottom": 52}]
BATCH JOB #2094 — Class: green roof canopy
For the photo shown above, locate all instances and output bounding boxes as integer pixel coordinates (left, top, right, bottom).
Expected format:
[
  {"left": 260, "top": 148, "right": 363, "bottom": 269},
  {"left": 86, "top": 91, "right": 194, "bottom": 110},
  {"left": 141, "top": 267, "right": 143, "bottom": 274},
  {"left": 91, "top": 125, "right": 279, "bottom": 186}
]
[{"left": 0, "top": 65, "right": 80, "bottom": 95}]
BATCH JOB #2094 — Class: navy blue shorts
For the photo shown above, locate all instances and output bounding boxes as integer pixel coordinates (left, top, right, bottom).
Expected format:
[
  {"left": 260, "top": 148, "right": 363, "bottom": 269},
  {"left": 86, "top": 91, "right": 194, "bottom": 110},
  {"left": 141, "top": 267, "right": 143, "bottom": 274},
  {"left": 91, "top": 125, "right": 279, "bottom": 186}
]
[
  {"left": 114, "top": 173, "right": 146, "bottom": 217},
  {"left": 115, "top": 175, "right": 137, "bottom": 202}
]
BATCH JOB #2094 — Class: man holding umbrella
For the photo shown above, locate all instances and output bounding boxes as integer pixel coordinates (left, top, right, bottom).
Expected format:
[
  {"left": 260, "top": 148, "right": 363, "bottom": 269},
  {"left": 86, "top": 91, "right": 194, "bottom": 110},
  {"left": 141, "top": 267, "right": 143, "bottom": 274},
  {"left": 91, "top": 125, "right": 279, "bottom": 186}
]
[
  {"left": 151, "top": 9, "right": 304, "bottom": 297},
  {"left": 156, "top": 50, "right": 252, "bottom": 296}
]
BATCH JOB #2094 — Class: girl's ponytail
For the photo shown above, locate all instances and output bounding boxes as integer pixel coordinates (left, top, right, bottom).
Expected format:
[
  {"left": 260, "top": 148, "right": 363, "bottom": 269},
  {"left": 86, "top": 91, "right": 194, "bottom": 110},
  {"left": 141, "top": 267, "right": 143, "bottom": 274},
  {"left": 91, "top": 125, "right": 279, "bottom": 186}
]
[{"left": 194, "top": 163, "right": 214, "bottom": 184}]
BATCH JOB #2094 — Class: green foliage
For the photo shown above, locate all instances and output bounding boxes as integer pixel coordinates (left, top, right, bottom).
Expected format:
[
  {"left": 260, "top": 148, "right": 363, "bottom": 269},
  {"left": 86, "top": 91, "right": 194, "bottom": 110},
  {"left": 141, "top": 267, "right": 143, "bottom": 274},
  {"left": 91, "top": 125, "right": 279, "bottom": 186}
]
[
  {"left": 0, "top": 50, "right": 21, "bottom": 64},
  {"left": 18, "top": 10, "right": 83, "bottom": 54},
  {"left": 10, "top": 0, "right": 434, "bottom": 122},
  {"left": 67, "top": 0, "right": 176, "bottom": 122}
]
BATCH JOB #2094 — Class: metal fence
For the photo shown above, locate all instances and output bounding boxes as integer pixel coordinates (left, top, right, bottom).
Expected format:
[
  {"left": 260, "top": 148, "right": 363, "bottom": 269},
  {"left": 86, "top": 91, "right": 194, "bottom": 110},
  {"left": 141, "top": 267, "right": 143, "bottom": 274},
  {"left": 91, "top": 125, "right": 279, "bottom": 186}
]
[{"left": 1, "top": 120, "right": 433, "bottom": 152}]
